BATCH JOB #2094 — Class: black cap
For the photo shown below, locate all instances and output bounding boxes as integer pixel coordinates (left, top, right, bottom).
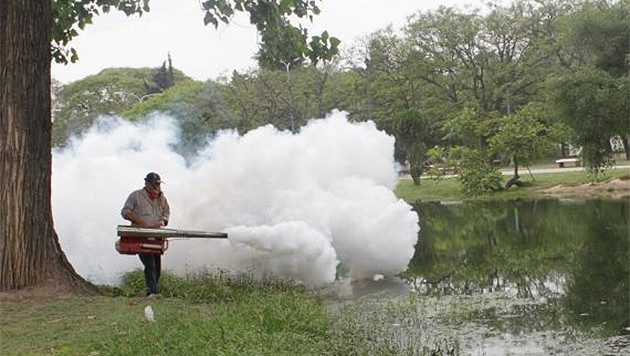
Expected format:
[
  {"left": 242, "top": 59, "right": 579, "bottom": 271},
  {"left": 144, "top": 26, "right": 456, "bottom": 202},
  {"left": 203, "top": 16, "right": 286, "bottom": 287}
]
[{"left": 145, "top": 172, "right": 164, "bottom": 184}]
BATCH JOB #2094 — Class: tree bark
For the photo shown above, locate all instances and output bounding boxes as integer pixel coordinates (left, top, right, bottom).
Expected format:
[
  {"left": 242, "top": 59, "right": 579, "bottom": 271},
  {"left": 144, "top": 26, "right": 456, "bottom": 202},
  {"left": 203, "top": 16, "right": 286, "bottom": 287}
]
[
  {"left": 505, "top": 155, "right": 520, "bottom": 189},
  {"left": 1, "top": 0, "right": 97, "bottom": 294},
  {"left": 410, "top": 163, "right": 423, "bottom": 186}
]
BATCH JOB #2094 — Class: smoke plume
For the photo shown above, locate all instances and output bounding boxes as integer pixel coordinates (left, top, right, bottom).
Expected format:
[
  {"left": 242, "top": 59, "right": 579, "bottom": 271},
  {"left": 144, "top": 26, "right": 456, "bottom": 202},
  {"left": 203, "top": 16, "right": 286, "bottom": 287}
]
[{"left": 52, "top": 111, "right": 419, "bottom": 286}]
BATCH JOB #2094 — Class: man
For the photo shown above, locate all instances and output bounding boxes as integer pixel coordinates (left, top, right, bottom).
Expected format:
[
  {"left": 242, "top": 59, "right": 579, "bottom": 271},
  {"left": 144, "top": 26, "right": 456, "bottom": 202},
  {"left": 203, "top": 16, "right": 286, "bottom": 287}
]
[{"left": 121, "top": 172, "right": 170, "bottom": 297}]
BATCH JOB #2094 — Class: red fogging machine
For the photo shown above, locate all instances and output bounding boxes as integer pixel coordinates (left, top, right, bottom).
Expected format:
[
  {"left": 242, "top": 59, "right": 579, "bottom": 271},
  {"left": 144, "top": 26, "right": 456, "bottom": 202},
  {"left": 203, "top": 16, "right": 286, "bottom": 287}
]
[{"left": 115, "top": 225, "right": 228, "bottom": 255}]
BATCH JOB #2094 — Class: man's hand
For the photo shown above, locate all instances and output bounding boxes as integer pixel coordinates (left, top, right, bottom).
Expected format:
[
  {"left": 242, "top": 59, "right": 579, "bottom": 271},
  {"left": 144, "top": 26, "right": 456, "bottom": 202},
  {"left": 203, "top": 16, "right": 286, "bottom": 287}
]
[
  {"left": 146, "top": 222, "right": 163, "bottom": 229},
  {"left": 123, "top": 212, "right": 164, "bottom": 229}
]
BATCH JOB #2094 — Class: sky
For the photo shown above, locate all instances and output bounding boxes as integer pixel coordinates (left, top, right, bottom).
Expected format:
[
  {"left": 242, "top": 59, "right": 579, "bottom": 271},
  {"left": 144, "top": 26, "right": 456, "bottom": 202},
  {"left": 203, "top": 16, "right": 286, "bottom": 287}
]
[{"left": 52, "top": 0, "right": 484, "bottom": 84}]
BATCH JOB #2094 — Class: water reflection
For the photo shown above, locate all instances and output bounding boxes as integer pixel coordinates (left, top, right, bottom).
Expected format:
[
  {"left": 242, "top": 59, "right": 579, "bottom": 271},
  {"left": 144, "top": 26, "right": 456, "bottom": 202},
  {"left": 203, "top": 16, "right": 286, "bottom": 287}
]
[
  {"left": 405, "top": 199, "right": 629, "bottom": 337},
  {"left": 322, "top": 276, "right": 411, "bottom": 300}
]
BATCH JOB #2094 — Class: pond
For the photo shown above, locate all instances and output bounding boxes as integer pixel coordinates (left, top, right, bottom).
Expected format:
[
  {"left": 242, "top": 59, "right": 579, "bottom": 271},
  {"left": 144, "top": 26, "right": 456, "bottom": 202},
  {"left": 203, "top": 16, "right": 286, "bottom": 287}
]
[{"left": 329, "top": 199, "right": 629, "bottom": 355}]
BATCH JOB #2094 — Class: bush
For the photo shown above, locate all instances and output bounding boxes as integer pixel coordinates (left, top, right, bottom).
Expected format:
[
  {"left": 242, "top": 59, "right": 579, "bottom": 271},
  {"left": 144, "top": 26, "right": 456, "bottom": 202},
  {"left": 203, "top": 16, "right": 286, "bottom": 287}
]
[{"left": 453, "top": 147, "right": 503, "bottom": 196}]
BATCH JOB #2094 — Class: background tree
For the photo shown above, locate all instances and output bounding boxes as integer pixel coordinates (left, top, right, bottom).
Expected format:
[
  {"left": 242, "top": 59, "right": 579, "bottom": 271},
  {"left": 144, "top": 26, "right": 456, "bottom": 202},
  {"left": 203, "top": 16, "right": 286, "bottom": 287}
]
[
  {"left": 52, "top": 66, "right": 191, "bottom": 146},
  {"left": 396, "top": 1, "right": 563, "bottom": 150},
  {"left": 221, "top": 64, "right": 344, "bottom": 134},
  {"left": 489, "top": 104, "right": 558, "bottom": 188},
  {"left": 546, "top": 67, "right": 627, "bottom": 175},
  {"left": 452, "top": 146, "right": 503, "bottom": 196},
  {"left": 364, "top": 28, "right": 424, "bottom": 128},
  {"left": 549, "top": 0, "right": 630, "bottom": 162},
  {"left": 392, "top": 109, "right": 429, "bottom": 186},
  {"left": 51, "top": 0, "right": 150, "bottom": 64},
  {"left": 439, "top": 104, "right": 503, "bottom": 195},
  {"left": 441, "top": 104, "right": 488, "bottom": 150},
  {"left": 1, "top": 0, "right": 335, "bottom": 292},
  {"left": 560, "top": 0, "right": 629, "bottom": 77},
  {"left": 123, "top": 80, "right": 235, "bottom": 155},
  {"left": 146, "top": 53, "right": 177, "bottom": 94}
]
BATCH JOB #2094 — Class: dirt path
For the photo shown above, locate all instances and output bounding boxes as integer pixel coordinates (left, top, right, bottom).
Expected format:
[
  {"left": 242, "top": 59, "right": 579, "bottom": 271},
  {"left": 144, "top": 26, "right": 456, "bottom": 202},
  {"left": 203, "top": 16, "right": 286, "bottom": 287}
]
[{"left": 540, "top": 178, "right": 630, "bottom": 199}]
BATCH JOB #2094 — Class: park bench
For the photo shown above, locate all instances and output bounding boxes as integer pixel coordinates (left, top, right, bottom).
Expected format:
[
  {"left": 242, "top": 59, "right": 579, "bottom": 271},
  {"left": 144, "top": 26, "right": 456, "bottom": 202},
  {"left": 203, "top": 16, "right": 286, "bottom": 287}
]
[{"left": 555, "top": 157, "right": 582, "bottom": 168}]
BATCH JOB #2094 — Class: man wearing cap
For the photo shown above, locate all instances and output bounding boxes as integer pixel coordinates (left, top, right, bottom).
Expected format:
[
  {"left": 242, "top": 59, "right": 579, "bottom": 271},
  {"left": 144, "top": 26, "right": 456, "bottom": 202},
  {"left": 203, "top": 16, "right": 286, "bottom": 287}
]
[{"left": 121, "top": 172, "right": 170, "bottom": 297}]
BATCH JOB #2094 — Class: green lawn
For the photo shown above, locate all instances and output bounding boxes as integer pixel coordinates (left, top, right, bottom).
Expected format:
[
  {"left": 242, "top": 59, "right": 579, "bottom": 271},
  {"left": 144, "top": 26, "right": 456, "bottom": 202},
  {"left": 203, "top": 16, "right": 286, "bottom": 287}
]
[
  {"left": 1, "top": 273, "right": 335, "bottom": 356},
  {"left": 396, "top": 167, "right": 630, "bottom": 203},
  {"left": 2, "top": 271, "right": 455, "bottom": 356}
]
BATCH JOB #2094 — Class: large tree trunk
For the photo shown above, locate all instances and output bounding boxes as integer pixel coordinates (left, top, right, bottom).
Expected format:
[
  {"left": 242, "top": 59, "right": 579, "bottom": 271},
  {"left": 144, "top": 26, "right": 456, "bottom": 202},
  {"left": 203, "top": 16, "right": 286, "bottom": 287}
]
[{"left": 1, "top": 0, "right": 97, "bottom": 294}]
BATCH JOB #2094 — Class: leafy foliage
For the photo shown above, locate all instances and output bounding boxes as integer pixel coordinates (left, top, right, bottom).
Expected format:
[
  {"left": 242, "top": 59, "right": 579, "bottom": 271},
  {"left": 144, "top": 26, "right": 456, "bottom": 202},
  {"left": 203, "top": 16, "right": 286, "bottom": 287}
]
[
  {"left": 489, "top": 104, "right": 558, "bottom": 180},
  {"left": 548, "top": 0, "right": 630, "bottom": 165},
  {"left": 546, "top": 67, "right": 626, "bottom": 175},
  {"left": 201, "top": 0, "right": 339, "bottom": 69},
  {"left": 560, "top": 0, "right": 630, "bottom": 77},
  {"left": 222, "top": 65, "right": 343, "bottom": 133},
  {"left": 451, "top": 146, "right": 503, "bottom": 196},
  {"left": 123, "top": 80, "right": 235, "bottom": 154},
  {"left": 52, "top": 0, "right": 339, "bottom": 69},
  {"left": 52, "top": 0, "right": 149, "bottom": 63},
  {"left": 148, "top": 53, "right": 176, "bottom": 93},
  {"left": 393, "top": 109, "right": 429, "bottom": 185},
  {"left": 403, "top": 1, "right": 557, "bottom": 116},
  {"left": 52, "top": 66, "right": 192, "bottom": 146},
  {"left": 441, "top": 104, "right": 485, "bottom": 149}
]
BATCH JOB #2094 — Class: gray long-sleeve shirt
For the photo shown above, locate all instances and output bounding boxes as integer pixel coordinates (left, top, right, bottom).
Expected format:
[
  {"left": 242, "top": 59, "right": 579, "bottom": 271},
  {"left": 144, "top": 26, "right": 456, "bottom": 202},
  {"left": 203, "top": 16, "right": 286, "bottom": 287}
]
[{"left": 121, "top": 188, "right": 170, "bottom": 227}]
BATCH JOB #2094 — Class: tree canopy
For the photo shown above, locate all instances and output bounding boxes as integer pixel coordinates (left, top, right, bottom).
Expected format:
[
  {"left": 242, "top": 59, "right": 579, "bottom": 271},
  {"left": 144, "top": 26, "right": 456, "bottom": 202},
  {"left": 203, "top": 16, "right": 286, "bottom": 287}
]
[
  {"left": 50, "top": 0, "right": 630, "bottom": 191},
  {"left": 52, "top": 65, "right": 192, "bottom": 146}
]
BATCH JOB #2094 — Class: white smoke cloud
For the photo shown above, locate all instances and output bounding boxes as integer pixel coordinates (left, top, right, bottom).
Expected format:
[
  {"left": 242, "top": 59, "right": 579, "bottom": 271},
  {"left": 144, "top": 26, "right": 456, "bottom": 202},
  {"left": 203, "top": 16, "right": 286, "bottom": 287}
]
[{"left": 52, "top": 111, "right": 419, "bottom": 286}]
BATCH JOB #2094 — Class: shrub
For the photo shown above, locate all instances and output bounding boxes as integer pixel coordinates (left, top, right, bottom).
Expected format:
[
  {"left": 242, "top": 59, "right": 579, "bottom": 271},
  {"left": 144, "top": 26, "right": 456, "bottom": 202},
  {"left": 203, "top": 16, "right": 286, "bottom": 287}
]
[{"left": 452, "top": 147, "right": 502, "bottom": 196}]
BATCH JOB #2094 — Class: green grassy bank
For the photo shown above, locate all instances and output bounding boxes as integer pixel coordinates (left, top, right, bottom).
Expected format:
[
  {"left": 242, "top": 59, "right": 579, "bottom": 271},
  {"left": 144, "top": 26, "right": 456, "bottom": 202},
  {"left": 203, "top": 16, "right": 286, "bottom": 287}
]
[
  {"left": 395, "top": 168, "right": 630, "bottom": 203},
  {"left": 2, "top": 272, "right": 453, "bottom": 356},
  {"left": 1, "top": 272, "right": 334, "bottom": 356}
]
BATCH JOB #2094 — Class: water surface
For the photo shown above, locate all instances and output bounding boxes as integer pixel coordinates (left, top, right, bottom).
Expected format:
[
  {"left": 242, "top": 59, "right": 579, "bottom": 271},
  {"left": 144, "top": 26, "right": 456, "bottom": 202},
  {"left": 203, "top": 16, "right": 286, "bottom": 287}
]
[{"left": 333, "top": 199, "right": 629, "bottom": 355}]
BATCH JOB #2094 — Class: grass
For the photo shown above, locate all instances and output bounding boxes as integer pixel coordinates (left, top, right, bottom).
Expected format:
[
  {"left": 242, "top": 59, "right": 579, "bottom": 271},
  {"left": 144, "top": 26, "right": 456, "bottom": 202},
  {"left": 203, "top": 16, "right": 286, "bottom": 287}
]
[
  {"left": 1, "top": 272, "right": 333, "bottom": 356},
  {"left": 396, "top": 166, "right": 630, "bottom": 203},
  {"left": 1, "top": 272, "right": 458, "bottom": 356}
]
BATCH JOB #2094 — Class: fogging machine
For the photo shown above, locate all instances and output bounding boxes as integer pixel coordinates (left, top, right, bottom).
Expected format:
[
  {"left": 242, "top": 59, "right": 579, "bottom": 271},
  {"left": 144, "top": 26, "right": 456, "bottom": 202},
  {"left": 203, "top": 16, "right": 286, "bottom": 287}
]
[{"left": 115, "top": 225, "right": 228, "bottom": 255}]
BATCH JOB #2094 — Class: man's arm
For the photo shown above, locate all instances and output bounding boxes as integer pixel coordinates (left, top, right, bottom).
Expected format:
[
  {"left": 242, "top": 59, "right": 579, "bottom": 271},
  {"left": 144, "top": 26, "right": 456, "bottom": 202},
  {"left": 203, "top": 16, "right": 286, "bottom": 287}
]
[
  {"left": 160, "top": 196, "right": 170, "bottom": 227},
  {"left": 122, "top": 211, "right": 163, "bottom": 228},
  {"left": 121, "top": 192, "right": 162, "bottom": 228}
]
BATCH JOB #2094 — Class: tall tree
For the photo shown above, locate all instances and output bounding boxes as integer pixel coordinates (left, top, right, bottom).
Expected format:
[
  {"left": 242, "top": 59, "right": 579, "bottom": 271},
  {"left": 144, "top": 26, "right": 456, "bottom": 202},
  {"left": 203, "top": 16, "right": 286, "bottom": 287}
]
[
  {"left": 393, "top": 109, "right": 429, "bottom": 186},
  {"left": 365, "top": 28, "right": 425, "bottom": 130},
  {"left": 561, "top": 0, "right": 629, "bottom": 77},
  {"left": 551, "top": 0, "right": 630, "bottom": 160},
  {"left": 148, "top": 53, "right": 177, "bottom": 93},
  {"left": 1, "top": 0, "right": 334, "bottom": 292},
  {"left": 1, "top": 0, "right": 97, "bottom": 293},
  {"left": 400, "top": 1, "right": 561, "bottom": 141},
  {"left": 547, "top": 67, "right": 627, "bottom": 174},
  {"left": 489, "top": 104, "right": 558, "bottom": 188}
]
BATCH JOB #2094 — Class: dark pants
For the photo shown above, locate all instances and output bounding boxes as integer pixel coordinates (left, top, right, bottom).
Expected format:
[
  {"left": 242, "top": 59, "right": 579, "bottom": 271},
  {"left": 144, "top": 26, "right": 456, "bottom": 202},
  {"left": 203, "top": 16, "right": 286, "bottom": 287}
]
[{"left": 138, "top": 253, "right": 161, "bottom": 295}]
